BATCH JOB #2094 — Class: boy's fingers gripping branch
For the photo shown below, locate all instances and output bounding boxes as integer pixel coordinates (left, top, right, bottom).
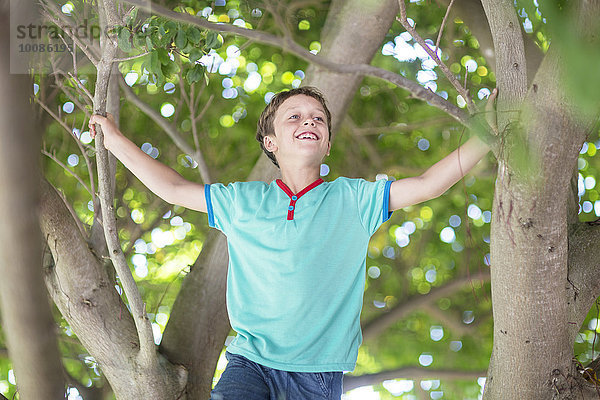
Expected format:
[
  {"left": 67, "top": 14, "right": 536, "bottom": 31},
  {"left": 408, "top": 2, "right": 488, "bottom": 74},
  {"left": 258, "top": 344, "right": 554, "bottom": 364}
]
[{"left": 89, "top": 113, "right": 119, "bottom": 150}]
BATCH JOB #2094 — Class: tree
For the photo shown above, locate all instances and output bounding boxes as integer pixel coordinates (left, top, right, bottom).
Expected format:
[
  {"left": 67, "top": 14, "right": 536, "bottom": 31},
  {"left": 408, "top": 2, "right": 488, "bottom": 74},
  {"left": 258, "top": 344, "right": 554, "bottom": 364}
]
[{"left": 0, "top": 0, "right": 599, "bottom": 399}]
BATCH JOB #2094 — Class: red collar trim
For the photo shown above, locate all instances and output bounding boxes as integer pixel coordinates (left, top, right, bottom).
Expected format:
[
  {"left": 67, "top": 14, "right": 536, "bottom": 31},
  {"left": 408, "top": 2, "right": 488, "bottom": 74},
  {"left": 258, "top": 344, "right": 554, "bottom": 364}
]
[
  {"left": 276, "top": 178, "right": 324, "bottom": 220},
  {"left": 276, "top": 178, "right": 324, "bottom": 198}
]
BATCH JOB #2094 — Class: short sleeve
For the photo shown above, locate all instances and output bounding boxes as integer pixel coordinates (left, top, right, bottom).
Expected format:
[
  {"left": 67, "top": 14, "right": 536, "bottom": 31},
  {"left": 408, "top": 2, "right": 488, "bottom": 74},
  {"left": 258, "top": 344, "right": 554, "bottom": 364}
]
[
  {"left": 205, "top": 182, "right": 237, "bottom": 233},
  {"left": 355, "top": 179, "right": 393, "bottom": 236}
]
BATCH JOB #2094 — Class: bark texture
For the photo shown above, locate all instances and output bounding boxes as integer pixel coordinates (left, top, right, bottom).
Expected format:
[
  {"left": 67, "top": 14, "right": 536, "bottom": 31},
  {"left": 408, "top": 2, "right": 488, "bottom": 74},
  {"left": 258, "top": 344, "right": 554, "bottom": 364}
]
[
  {"left": 40, "top": 179, "right": 186, "bottom": 399},
  {"left": 0, "top": 3, "right": 65, "bottom": 398},
  {"left": 483, "top": 0, "right": 600, "bottom": 398}
]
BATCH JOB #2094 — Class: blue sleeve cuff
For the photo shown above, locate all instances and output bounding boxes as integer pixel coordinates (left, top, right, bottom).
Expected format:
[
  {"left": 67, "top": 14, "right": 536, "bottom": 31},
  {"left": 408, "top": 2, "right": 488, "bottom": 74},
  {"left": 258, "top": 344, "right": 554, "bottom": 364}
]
[
  {"left": 382, "top": 180, "right": 393, "bottom": 223},
  {"left": 205, "top": 184, "right": 215, "bottom": 228}
]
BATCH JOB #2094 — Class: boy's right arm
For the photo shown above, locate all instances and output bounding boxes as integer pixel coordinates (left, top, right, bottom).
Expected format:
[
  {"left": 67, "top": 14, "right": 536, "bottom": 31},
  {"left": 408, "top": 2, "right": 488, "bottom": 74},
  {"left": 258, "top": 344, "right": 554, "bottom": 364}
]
[{"left": 89, "top": 114, "right": 207, "bottom": 213}]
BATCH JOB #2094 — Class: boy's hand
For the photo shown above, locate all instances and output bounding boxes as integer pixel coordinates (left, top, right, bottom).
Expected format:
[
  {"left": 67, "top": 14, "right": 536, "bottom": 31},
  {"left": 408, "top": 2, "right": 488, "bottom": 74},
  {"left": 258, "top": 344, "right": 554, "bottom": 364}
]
[{"left": 89, "top": 113, "right": 119, "bottom": 150}]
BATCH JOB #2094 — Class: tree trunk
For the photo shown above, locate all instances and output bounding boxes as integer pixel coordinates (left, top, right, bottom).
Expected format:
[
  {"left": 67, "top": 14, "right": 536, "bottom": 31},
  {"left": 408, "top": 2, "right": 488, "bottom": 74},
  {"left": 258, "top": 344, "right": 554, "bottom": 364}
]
[
  {"left": 0, "top": 2, "right": 65, "bottom": 398},
  {"left": 483, "top": 0, "right": 600, "bottom": 397},
  {"left": 40, "top": 179, "right": 186, "bottom": 399}
]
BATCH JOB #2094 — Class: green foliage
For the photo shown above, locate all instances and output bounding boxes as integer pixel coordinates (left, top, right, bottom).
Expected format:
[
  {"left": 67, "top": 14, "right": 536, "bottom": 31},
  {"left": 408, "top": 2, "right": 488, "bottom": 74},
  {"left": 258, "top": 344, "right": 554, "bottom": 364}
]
[
  {"left": 114, "top": 12, "right": 224, "bottom": 86},
  {"left": 6, "top": 0, "right": 598, "bottom": 399}
]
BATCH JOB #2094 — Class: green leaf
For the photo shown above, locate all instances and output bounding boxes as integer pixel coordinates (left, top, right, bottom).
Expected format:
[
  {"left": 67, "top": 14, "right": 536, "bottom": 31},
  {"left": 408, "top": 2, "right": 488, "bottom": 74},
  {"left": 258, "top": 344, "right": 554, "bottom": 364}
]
[
  {"left": 186, "top": 64, "right": 204, "bottom": 84},
  {"left": 205, "top": 31, "right": 221, "bottom": 50},
  {"left": 181, "top": 42, "right": 195, "bottom": 54},
  {"left": 188, "top": 48, "right": 203, "bottom": 64},
  {"left": 145, "top": 35, "right": 153, "bottom": 50},
  {"left": 162, "top": 61, "right": 180, "bottom": 79},
  {"left": 125, "top": 7, "right": 138, "bottom": 28},
  {"left": 187, "top": 27, "right": 202, "bottom": 44},
  {"left": 157, "top": 48, "right": 170, "bottom": 65},
  {"left": 133, "top": 32, "right": 146, "bottom": 50},
  {"left": 175, "top": 28, "right": 187, "bottom": 49},
  {"left": 149, "top": 50, "right": 160, "bottom": 74},
  {"left": 118, "top": 28, "right": 132, "bottom": 53},
  {"left": 165, "top": 21, "right": 177, "bottom": 35}
]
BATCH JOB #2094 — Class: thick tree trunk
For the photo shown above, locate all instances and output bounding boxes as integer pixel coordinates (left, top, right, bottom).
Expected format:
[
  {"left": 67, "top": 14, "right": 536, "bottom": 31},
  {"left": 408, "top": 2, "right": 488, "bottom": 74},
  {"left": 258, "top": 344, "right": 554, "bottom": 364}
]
[
  {"left": 160, "top": 0, "right": 399, "bottom": 397},
  {"left": 40, "top": 179, "right": 186, "bottom": 399},
  {"left": 483, "top": 1, "right": 600, "bottom": 397},
  {"left": 0, "top": 3, "right": 65, "bottom": 399}
]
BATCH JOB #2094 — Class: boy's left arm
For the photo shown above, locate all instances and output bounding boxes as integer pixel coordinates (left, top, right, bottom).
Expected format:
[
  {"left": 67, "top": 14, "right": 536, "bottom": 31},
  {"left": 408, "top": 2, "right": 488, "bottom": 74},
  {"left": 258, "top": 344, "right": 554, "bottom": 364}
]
[
  {"left": 389, "top": 88, "right": 497, "bottom": 211},
  {"left": 388, "top": 136, "right": 490, "bottom": 211}
]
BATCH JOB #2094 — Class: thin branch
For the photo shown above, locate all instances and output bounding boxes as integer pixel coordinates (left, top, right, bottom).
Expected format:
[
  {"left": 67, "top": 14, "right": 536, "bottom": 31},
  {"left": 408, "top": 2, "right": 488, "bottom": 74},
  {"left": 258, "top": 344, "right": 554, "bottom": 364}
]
[
  {"left": 422, "top": 303, "right": 474, "bottom": 337},
  {"left": 123, "top": 198, "right": 171, "bottom": 256},
  {"left": 34, "top": 95, "right": 96, "bottom": 173},
  {"left": 67, "top": 72, "right": 94, "bottom": 103},
  {"left": 41, "top": 149, "right": 93, "bottom": 197},
  {"left": 122, "top": 0, "right": 470, "bottom": 125},
  {"left": 362, "top": 270, "right": 490, "bottom": 340},
  {"left": 264, "top": 0, "right": 292, "bottom": 40},
  {"left": 119, "top": 75, "right": 212, "bottom": 183},
  {"left": 397, "top": 0, "right": 477, "bottom": 114},
  {"left": 40, "top": 2, "right": 100, "bottom": 65},
  {"left": 93, "top": 0, "right": 156, "bottom": 362},
  {"left": 194, "top": 90, "right": 213, "bottom": 123},
  {"left": 49, "top": 60, "right": 91, "bottom": 112},
  {"left": 345, "top": 117, "right": 383, "bottom": 170},
  {"left": 354, "top": 116, "right": 456, "bottom": 135},
  {"left": 187, "top": 81, "right": 213, "bottom": 183},
  {"left": 435, "top": 0, "right": 455, "bottom": 52},
  {"left": 113, "top": 51, "right": 151, "bottom": 62},
  {"left": 34, "top": 96, "right": 96, "bottom": 196},
  {"left": 343, "top": 367, "right": 486, "bottom": 392}
]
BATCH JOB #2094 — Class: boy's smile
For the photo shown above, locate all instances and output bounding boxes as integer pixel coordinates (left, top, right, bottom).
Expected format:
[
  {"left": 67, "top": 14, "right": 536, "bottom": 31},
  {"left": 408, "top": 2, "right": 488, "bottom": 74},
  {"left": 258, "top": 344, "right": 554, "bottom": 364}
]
[{"left": 263, "top": 94, "right": 331, "bottom": 168}]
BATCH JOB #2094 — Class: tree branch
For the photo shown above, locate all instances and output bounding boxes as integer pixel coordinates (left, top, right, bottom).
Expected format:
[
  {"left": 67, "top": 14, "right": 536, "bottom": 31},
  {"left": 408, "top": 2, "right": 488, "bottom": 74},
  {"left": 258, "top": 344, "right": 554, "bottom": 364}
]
[
  {"left": 362, "top": 270, "right": 490, "bottom": 340},
  {"left": 344, "top": 117, "right": 383, "bottom": 170},
  {"left": 119, "top": 76, "right": 212, "bottom": 184},
  {"left": 40, "top": 1, "right": 100, "bottom": 65},
  {"left": 480, "top": 0, "right": 528, "bottom": 131},
  {"left": 39, "top": 178, "right": 168, "bottom": 397},
  {"left": 397, "top": 0, "right": 477, "bottom": 114},
  {"left": 122, "top": 0, "right": 471, "bottom": 125},
  {"left": 343, "top": 366, "right": 486, "bottom": 392},
  {"left": 42, "top": 149, "right": 93, "bottom": 197},
  {"left": 354, "top": 116, "right": 456, "bottom": 135},
  {"left": 435, "top": 0, "right": 455, "bottom": 52},
  {"left": 422, "top": 303, "right": 476, "bottom": 337},
  {"left": 93, "top": 0, "right": 156, "bottom": 362}
]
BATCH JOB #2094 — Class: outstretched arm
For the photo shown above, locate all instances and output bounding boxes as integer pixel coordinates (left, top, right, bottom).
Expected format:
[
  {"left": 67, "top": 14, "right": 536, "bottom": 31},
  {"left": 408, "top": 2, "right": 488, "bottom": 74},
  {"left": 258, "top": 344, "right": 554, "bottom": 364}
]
[
  {"left": 388, "top": 136, "right": 490, "bottom": 211},
  {"left": 389, "top": 88, "right": 497, "bottom": 211},
  {"left": 89, "top": 114, "right": 207, "bottom": 213}
]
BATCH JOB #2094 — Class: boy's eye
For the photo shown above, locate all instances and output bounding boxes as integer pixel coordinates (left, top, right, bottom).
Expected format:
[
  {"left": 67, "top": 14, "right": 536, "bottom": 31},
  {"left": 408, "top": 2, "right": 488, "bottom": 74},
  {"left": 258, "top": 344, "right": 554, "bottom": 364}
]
[
  {"left": 314, "top": 117, "right": 324, "bottom": 122},
  {"left": 290, "top": 115, "right": 299, "bottom": 119}
]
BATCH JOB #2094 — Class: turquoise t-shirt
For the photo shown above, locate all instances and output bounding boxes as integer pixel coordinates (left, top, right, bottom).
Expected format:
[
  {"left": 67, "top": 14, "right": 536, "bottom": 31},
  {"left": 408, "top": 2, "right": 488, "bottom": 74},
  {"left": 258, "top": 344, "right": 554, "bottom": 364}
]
[{"left": 206, "top": 177, "right": 392, "bottom": 372}]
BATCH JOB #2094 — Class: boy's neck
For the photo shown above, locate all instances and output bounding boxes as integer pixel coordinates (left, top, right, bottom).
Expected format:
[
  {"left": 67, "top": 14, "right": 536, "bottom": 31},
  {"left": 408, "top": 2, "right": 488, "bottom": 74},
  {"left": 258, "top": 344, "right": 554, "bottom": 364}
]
[{"left": 279, "top": 165, "right": 322, "bottom": 194}]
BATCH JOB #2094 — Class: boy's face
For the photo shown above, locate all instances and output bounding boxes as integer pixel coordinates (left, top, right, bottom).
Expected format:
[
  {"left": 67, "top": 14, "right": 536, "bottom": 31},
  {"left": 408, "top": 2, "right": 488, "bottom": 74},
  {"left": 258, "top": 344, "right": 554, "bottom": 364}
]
[{"left": 263, "top": 94, "right": 331, "bottom": 168}]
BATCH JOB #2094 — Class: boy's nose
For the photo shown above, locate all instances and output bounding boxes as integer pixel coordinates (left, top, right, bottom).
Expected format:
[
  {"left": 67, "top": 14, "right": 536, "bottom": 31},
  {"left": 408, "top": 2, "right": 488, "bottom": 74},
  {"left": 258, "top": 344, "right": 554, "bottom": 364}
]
[{"left": 303, "top": 119, "right": 315, "bottom": 126}]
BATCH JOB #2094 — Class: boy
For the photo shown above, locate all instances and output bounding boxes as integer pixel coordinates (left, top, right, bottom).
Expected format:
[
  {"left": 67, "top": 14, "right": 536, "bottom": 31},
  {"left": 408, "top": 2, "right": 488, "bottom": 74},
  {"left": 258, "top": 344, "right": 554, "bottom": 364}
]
[{"left": 89, "top": 86, "right": 494, "bottom": 399}]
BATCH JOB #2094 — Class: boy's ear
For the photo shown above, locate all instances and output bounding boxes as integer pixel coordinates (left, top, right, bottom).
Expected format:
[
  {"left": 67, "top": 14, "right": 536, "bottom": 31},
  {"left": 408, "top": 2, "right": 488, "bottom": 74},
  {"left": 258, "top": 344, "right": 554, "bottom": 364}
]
[
  {"left": 263, "top": 135, "right": 278, "bottom": 152},
  {"left": 326, "top": 141, "right": 331, "bottom": 156}
]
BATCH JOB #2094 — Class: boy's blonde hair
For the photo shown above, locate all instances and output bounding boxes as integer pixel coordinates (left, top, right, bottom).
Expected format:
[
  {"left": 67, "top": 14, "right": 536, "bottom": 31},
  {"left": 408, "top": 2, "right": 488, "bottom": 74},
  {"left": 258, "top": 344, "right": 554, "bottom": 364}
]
[{"left": 256, "top": 87, "right": 332, "bottom": 167}]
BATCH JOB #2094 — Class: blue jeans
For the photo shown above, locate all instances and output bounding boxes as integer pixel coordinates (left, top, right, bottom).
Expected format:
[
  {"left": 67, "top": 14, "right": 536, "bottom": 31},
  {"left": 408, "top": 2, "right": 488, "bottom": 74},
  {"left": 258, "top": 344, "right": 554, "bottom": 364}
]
[{"left": 210, "top": 352, "right": 343, "bottom": 400}]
